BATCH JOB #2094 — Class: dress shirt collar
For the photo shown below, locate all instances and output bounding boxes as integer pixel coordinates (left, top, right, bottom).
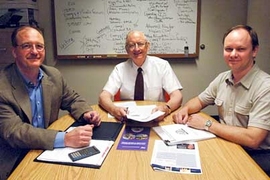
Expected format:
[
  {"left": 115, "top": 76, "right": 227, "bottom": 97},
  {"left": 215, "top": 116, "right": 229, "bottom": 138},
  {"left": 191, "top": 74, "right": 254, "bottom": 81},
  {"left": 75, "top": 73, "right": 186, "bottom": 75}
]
[
  {"left": 16, "top": 67, "right": 44, "bottom": 88},
  {"left": 130, "top": 55, "right": 149, "bottom": 72},
  {"left": 225, "top": 64, "right": 259, "bottom": 89}
]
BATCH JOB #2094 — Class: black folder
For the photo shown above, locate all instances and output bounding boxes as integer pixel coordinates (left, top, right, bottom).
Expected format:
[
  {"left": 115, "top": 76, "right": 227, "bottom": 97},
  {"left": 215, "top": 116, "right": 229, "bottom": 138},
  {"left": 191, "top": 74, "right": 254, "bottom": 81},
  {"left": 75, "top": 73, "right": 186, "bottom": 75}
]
[{"left": 70, "top": 121, "right": 124, "bottom": 141}]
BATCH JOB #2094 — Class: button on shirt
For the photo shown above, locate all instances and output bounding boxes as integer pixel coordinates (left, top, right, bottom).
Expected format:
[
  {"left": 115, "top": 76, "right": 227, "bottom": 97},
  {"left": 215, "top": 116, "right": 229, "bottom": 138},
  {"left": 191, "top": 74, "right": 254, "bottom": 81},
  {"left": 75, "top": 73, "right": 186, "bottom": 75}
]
[
  {"left": 103, "top": 55, "right": 182, "bottom": 101},
  {"left": 20, "top": 69, "right": 65, "bottom": 148}
]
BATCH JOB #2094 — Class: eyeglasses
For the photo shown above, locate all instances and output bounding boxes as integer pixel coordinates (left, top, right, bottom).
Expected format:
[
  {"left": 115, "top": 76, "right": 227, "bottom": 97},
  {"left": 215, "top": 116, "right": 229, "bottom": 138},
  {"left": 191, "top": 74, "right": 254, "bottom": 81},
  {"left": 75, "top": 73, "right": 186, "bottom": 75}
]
[
  {"left": 126, "top": 42, "right": 148, "bottom": 50},
  {"left": 16, "top": 43, "right": 45, "bottom": 52}
]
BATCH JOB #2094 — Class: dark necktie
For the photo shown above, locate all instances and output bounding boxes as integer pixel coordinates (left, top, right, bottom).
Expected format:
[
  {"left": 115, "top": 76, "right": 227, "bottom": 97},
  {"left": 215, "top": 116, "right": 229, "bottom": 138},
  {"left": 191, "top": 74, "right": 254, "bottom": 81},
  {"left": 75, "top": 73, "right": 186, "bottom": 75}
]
[{"left": 134, "top": 67, "right": 144, "bottom": 100}]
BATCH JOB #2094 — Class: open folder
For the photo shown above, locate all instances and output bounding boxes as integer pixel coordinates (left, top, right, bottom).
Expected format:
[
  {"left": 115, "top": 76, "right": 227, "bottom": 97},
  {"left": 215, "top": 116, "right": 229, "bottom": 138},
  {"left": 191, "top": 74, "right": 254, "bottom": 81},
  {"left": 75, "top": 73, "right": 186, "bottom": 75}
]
[
  {"left": 153, "top": 124, "right": 216, "bottom": 146},
  {"left": 35, "top": 121, "right": 124, "bottom": 168}
]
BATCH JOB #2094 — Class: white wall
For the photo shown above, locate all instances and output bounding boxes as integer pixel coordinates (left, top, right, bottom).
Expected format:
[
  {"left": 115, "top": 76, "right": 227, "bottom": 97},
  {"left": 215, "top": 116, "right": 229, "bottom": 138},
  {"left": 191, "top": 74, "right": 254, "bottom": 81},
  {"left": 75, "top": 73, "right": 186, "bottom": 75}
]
[
  {"left": 38, "top": 0, "right": 270, "bottom": 117},
  {"left": 247, "top": 0, "right": 270, "bottom": 74}
]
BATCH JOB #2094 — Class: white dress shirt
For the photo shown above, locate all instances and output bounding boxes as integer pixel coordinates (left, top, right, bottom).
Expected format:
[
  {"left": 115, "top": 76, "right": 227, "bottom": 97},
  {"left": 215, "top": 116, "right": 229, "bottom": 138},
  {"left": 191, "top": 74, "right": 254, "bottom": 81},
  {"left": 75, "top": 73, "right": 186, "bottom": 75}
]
[{"left": 103, "top": 56, "right": 182, "bottom": 101}]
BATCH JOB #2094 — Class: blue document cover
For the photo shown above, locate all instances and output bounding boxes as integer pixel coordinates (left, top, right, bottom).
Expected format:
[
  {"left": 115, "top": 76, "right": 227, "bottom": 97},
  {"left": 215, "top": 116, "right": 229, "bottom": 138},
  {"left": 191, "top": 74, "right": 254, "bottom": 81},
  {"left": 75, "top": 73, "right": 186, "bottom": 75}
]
[{"left": 117, "top": 126, "right": 150, "bottom": 151}]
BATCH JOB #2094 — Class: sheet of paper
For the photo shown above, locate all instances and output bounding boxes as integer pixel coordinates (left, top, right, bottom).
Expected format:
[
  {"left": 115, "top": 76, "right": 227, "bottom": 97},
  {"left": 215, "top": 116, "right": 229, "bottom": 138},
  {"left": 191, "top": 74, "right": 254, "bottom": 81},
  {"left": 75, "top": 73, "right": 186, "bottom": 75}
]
[
  {"left": 150, "top": 140, "right": 202, "bottom": 174},
  {"left": 37, "top": 140, "right": 114, "bottom": 166},
  {"left": 108, "top": 102, "right": 165, "bottom": 122},
  {"left": 126, "top": 105, "right": 165, "bottom": 122}
]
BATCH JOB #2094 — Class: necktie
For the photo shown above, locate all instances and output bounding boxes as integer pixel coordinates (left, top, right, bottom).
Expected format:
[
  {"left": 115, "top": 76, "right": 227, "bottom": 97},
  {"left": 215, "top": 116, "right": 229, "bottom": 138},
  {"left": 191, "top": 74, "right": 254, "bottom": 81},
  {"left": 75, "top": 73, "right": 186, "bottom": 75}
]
[{"left": 134, "top": 67, "right": 144, "bottom": 100}]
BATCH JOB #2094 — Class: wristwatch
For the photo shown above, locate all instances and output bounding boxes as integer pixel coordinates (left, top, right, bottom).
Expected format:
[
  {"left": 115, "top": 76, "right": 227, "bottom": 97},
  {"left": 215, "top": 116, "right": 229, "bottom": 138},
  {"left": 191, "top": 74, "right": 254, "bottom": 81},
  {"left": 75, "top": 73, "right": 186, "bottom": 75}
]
[{"left": 204, "top": 120, "right": 212, "bottom": 131}]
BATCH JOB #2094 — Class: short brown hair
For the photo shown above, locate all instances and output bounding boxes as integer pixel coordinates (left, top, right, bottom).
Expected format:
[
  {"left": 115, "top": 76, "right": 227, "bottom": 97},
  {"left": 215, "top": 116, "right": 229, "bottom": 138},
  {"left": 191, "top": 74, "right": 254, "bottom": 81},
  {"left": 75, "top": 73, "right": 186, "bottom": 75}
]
[
  {"left": 11, "top": 25, "right": 43, "bottom": 47},
  {"left": 222, "top": 25, "right": 259, "bottom": 50}
]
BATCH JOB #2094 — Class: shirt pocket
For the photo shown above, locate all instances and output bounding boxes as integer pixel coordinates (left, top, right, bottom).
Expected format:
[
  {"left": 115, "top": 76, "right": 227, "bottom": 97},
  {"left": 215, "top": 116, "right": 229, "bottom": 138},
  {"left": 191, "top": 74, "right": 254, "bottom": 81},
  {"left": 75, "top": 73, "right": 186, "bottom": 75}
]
[
  {"left": 235, "top": 104, "right": 251, "bottom": 116},
  {"left": 215, "top": 98, "right": 224, "bottom": 120},
  {"left": 121, "top": 82, "right": 135, "bottom": 99},
  {"left": 234, "top": 103, "right": 251, "bottom": 127},
  {"left": 146, "top": 86, "right": 162, "bottom": 101},
  {"left": 215, "top": 98, "right": 223, "bottom": 106}
]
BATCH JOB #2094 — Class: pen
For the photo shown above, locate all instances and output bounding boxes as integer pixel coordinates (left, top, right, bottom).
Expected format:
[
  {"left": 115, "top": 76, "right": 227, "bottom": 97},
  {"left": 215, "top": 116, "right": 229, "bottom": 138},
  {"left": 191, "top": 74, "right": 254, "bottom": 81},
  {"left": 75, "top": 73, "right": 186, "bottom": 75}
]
[
  {"left": 120, "top": 107, "right": 129, "bottom": 123},
  {"left": 120, "top": 116, "right": 126, "bottom": 123},
  {"left": 125, "top": 107, "right": 129, "bottom": 114}
]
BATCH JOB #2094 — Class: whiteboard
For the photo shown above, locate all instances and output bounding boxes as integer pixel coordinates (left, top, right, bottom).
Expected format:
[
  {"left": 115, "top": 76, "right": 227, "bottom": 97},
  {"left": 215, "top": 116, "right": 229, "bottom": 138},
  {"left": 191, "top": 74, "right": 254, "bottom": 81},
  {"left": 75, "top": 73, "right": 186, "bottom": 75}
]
[{"left": 52, "top": 0, "right": 200, "bottom": 59}]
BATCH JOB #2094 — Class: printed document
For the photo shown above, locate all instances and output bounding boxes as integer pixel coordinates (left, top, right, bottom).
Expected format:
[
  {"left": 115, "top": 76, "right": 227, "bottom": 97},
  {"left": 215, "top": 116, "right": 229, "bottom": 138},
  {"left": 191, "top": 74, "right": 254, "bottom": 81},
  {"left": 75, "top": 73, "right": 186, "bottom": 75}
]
[
  {"left": 117, "top": 126, "right": 150, "bottom": 151},
  {"left": 150, "top": 140, "right": 202, "bottom": 174},
  {"left": 153, "top": 124, "right": 216, "bottom": 145}
]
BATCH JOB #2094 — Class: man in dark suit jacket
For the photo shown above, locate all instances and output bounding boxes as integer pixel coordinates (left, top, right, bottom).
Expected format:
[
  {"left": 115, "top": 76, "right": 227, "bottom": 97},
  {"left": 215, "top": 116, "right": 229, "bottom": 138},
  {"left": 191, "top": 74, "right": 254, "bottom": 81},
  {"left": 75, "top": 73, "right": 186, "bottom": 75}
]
[{"left": 0, "top": 26, "right": 101, "bottom": 179}]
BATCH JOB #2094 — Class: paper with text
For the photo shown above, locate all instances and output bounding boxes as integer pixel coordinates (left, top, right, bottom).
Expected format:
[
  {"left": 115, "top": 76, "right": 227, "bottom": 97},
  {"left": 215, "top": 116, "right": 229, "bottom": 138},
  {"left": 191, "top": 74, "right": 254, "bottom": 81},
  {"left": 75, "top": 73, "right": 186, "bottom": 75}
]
[
  {"left": 117, "top": 126, "right": 150, "bottom": 151},
  {"left": 153, "top": 124, "right": 216, "bottom": 145},
  {"left": 150, "top": 140, "right": 202, "bottom": 174}
]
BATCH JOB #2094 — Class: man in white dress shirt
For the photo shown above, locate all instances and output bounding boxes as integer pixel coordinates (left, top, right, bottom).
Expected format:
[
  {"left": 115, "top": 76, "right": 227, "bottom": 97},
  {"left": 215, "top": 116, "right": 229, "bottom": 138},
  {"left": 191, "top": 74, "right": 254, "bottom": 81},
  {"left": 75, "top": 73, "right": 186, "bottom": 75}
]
[{"left": 99, "top": 30, "right": 183, "bottom": 121}]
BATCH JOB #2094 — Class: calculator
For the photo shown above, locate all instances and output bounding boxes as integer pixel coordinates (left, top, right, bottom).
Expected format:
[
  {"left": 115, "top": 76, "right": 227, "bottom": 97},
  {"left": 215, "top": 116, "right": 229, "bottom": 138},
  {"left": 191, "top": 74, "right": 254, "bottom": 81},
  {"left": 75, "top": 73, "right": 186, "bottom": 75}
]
[{"left": 68, "top": 146, "right": 100, "bottom": 162}]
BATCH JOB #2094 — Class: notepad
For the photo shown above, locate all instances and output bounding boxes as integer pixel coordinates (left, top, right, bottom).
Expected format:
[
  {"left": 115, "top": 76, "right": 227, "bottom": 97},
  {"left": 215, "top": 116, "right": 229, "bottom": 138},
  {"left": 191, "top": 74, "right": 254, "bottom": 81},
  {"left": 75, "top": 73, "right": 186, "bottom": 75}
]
[
  {"left": 35, "top": 139, "right": 114, "bottom": 168},
  {"left": 35, "top": 121, "right": 124, "bottom": 168}
]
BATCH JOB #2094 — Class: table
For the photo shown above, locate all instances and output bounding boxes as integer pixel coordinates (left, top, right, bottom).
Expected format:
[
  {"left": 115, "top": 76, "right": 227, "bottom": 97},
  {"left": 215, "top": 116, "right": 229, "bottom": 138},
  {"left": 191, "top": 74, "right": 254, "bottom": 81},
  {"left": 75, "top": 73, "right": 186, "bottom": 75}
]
[{"left": 8, "top": 101, "right": 269, "bottom": 180}]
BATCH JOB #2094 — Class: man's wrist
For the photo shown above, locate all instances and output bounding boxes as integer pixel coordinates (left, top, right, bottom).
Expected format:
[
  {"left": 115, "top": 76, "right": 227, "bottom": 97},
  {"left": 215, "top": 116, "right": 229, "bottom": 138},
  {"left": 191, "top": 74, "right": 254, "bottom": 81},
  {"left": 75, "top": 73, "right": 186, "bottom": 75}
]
[
  {"left": 204, "top": 119, "right": 213, "bottom": 131},
  {"left": 54, "top": 132, "right": 66, "bottom": 148}
]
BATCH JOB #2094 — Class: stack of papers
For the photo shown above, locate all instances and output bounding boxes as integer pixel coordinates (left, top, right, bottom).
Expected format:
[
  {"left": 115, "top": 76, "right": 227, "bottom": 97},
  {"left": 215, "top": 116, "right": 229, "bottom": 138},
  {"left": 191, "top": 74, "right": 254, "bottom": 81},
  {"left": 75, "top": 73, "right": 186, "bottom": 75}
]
[
  {"left": 126, "top": 105, "right": 165, "bottom": 122},
  {"left": 109, "top": 101, "right": 165, "bottom": 122},
  {"left": 153, "top": 124, "right": 216, "bottom": 145}
]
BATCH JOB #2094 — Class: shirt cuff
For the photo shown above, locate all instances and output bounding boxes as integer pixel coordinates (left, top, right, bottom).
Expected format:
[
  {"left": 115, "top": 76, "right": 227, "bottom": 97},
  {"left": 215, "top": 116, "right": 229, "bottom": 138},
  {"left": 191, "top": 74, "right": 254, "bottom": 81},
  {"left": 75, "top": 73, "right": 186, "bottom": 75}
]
[{"left": 54, "top": 132, "right": 66, "bottom": 148}]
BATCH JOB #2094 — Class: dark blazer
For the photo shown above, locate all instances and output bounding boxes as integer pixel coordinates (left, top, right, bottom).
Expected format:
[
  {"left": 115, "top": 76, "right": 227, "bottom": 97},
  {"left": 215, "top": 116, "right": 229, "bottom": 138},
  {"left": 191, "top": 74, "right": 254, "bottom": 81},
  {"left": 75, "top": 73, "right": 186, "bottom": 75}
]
[{"left": 0, "top": 63, "right": 92, "bottom": 179}]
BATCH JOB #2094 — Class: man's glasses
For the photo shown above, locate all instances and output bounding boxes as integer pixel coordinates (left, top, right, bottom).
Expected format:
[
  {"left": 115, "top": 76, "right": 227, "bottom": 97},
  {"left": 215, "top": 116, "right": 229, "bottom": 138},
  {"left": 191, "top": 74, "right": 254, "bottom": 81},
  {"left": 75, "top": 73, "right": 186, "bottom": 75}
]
[
  {"left": 16, "top": 43, "right": 45, "bottom": 52},
  {"left": 126, "top": 42, "right": 148, "bottom": 50}
]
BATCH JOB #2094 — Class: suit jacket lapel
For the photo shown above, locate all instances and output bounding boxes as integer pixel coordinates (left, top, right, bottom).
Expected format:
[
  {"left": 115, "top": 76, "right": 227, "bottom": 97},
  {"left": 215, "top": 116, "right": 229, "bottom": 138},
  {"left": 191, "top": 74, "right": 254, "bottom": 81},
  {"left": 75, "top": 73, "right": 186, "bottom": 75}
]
[
  {"left": 9, "top": 65, "right": 32, "bottom": 123},
  {"left": 41, "top": 73, "right": 53, "bottom": 128},
  {"left": 9, "top": 64, "right": 55, "bottom": 128}
]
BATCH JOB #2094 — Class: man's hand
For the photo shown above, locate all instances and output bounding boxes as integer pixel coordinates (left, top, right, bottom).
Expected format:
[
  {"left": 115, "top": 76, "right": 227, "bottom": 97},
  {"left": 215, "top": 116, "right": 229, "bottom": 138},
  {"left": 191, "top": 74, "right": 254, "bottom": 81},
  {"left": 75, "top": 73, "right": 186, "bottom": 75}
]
[
  {"left": 152, "top": 105, "right": 169, "bottom": 122},
  {"left": 186, "top": 113, "right": 207, "bottom": 130},
  {"left": 173, "top": 107, "right": 189, "bottom": 124},
  {"left": 83, "top": 111, "right": 101, "bottom": 126},
  {"left": 111, "top": 106, "right": 128, "bottom": 121},
  {"left": 64, "top": 125, "right": 94, "bottom": 148}
]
